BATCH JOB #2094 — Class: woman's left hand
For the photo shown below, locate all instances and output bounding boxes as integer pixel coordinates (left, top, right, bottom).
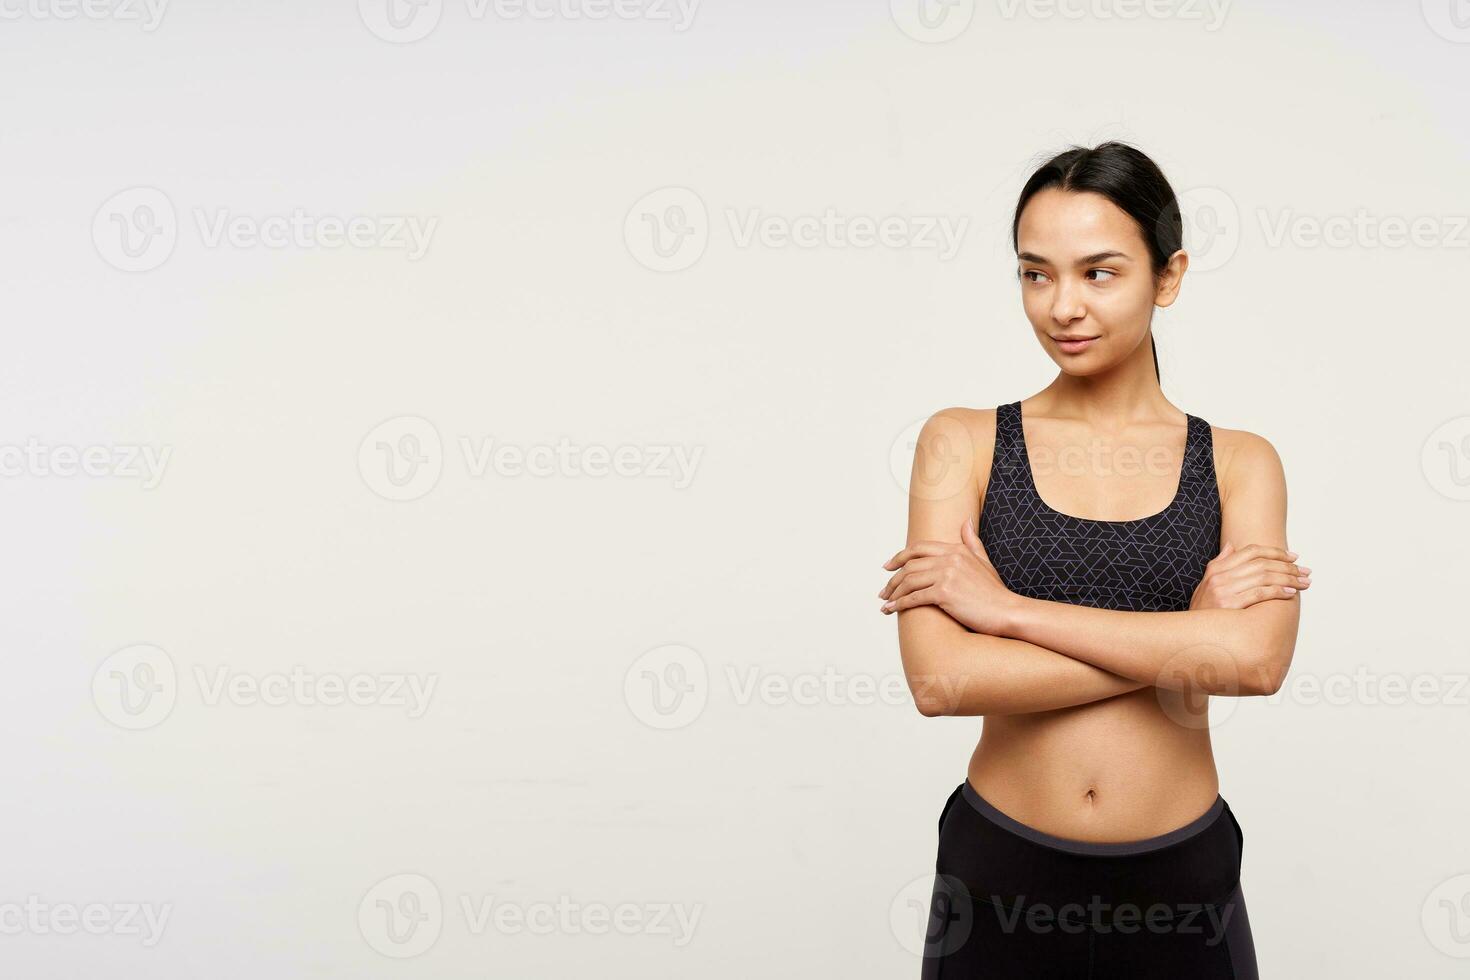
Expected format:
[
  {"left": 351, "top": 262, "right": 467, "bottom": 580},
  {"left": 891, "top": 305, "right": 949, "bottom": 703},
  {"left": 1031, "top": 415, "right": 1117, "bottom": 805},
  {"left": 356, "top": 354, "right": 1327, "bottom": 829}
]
[{"left": 879, "top": 518, "right": 1019, "bottom": 635}]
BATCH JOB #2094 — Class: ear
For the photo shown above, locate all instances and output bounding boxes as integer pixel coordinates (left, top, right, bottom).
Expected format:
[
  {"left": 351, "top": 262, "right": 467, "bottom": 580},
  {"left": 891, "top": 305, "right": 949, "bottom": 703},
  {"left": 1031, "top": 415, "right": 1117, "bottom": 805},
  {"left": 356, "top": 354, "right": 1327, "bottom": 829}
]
[{"left": 1154, "top": 248, "right": 1190, "bottom": 308}]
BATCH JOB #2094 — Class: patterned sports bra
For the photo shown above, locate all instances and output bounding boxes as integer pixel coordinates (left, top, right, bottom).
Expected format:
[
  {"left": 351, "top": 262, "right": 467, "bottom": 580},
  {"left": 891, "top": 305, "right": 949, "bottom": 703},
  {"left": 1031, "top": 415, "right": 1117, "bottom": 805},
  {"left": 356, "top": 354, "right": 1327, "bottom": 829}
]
[{"left": 977, "top": 401, "right": 1222, "bottom": 612}]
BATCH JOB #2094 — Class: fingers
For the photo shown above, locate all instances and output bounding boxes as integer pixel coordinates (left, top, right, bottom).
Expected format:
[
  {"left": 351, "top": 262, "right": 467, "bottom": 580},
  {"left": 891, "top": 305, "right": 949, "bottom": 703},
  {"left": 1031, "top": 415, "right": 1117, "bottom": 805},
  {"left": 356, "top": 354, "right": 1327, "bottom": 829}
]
[
  {"left": 882, "top": 570, "right": 937, "bottom": 610},
  {"left": 1211, "top": 542, "right": 1292, "bottom": 574},
  {"left": 883, "top": 584, "right": 942, "bottom": 614},
  {"left": 1239, "top": 583, "right": 1300, "bottom": 607},
  {"left": 1211, "top": 543, "right": 1310, "bottom": 585},
  {"left": 879, "top": 557, "right": 942, "bottom": 601},
  {"left": 882, "top": 539, "right": 960, "bottom": 570},
  {"left": 1239, "top": 573, "right": 1309, "bottom": 600},
  {"left": 1219, "top": 562, "right": 1309, "bottom": 590},
  {"left": 1242, "top": 559, "right": 1312, "bottom": 590}
]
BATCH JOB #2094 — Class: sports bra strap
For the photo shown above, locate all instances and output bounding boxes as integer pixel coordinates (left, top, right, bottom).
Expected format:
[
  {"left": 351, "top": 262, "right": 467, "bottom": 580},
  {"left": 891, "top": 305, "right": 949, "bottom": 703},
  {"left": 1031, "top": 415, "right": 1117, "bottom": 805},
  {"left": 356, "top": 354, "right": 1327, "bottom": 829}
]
[{"left": 991, "top": 401, "right": 1216, "bottom": 504}]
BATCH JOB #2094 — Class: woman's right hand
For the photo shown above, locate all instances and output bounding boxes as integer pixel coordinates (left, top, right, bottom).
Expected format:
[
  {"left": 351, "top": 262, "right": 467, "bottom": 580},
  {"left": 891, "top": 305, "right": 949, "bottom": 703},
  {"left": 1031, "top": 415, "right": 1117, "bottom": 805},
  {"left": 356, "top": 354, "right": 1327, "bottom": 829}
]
[{"left": 1189, "top": 542, "right": 1312, "bottom": 610}]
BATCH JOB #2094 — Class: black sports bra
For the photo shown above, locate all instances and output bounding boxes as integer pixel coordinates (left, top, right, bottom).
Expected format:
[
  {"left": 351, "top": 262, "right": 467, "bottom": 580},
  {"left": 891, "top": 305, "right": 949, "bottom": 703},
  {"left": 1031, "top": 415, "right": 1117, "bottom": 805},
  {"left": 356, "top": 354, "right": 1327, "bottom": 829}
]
[{"left": 977, "top": 401, "right": 1222, "bottom": 612}]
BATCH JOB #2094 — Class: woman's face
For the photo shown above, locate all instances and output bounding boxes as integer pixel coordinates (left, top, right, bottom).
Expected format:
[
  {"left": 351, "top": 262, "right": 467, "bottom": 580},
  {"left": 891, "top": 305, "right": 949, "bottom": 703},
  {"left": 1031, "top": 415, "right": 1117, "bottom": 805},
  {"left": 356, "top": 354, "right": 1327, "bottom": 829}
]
[{"left": 1014, "top": 188, "right": 1185, "bottom": 376}]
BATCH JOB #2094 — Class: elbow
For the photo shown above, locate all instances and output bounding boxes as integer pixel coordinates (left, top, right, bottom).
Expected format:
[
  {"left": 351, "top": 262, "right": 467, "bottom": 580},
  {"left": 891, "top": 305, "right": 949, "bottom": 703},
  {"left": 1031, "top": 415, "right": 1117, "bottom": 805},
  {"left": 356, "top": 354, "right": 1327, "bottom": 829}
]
[
  {"left": 914, "top": 697, "right": 948, "bottom": 718},
  {"left": 901, "top": 657, "right": 964, "bottom": 717},
  {"left": 897, "top": 614, "right": 985, "bottom": 716},
  {"left": 1240, "top": 665, "right": 1284, "bottom": 697},
  {"left": 907, "top": 668, "right": 958, "bottom": 717},
  {"left": 1240, "top": 642, "right": 1294, "bottom": 696}
]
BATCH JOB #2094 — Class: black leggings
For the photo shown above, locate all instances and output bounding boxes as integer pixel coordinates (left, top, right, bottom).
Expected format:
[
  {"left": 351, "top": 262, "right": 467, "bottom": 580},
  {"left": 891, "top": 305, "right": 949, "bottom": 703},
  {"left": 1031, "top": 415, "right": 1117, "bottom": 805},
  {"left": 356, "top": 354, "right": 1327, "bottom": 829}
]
[{"left": 920, "top": 781, "right": 1258, "bottom": 979}]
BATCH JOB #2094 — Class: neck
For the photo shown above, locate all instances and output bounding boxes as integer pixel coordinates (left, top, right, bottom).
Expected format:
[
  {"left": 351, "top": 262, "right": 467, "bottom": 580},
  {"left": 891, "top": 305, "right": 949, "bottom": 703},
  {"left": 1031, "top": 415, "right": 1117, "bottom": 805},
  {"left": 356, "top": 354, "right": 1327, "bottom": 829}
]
[{"left": 1035, "top": 333, "right": 1177, "bottom": 424}]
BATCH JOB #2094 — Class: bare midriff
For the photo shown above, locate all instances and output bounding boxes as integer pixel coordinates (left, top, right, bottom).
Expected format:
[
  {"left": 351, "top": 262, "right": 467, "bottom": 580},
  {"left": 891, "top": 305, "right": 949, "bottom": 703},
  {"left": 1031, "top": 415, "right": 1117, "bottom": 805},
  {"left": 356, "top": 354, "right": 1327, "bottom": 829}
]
[{"left": 966, "top": 686, "right": 1221, "bottom": 843}]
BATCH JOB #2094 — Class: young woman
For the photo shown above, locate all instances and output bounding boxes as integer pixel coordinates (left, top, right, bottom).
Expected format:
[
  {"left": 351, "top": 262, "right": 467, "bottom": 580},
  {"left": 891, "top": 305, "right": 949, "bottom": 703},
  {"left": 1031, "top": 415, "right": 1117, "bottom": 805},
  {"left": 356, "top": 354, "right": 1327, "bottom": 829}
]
[{"left": 879, "top": 142, "right": 1306, "bottom": 978}]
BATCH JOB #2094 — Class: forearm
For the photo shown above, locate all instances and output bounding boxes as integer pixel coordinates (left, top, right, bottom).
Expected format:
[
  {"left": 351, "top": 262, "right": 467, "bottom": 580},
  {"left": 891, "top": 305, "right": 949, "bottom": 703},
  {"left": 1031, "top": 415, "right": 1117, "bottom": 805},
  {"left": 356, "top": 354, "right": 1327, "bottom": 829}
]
[
  {"left": 1000, "top": 596, "right": 1292, "bottom": 695},
  {"left": 899, "top": 609, "right": 1148, "bottom": 716}
]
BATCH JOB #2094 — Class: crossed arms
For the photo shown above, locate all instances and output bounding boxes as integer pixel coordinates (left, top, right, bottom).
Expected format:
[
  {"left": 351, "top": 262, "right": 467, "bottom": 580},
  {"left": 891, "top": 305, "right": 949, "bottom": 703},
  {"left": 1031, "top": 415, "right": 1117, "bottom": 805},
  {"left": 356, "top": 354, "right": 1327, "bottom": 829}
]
[{"left": 887, "top": 409, "right": 1304, "bottom": 717}]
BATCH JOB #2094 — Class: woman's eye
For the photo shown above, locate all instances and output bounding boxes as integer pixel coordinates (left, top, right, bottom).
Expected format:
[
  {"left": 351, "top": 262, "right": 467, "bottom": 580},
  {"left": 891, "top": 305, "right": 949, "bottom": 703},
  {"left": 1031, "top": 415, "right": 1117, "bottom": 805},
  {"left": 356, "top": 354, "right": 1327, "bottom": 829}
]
[
  {"left": 1021, "top": 270, "right": 1047, "bottom": 283},
  {"left": 1087, "top": 269, "right": 1116, "bottom": 281}
]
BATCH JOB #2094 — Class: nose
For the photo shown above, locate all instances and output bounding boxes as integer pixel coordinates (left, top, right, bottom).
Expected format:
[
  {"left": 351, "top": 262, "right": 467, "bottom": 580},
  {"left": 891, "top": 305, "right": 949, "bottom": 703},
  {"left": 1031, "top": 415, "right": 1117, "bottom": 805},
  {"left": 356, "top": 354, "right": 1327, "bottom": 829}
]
[{"left": 1050, "top": 280, "right": 1087, "bottom": 325}]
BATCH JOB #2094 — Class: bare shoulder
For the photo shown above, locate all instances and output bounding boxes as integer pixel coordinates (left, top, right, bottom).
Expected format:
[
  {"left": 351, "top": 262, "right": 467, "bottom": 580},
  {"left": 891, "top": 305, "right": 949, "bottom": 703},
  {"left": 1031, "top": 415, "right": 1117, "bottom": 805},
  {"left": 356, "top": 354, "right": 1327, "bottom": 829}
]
[
  {"left": 914, "top": 405, "right": 998, "bottom": 491},
  {"left": 1208, "top": 424, "right": 1287, "bottom": 504},
  {"left": 921, "top": 405, "right": 998, "bottom": 444}
]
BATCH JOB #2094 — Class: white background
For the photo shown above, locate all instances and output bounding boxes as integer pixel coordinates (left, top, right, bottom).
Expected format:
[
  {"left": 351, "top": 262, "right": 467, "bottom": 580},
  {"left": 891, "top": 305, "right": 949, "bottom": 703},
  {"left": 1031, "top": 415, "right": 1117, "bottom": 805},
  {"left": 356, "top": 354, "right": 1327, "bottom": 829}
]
[{"left": 1, "top": 0, "right": 1468, "bottom": 976}]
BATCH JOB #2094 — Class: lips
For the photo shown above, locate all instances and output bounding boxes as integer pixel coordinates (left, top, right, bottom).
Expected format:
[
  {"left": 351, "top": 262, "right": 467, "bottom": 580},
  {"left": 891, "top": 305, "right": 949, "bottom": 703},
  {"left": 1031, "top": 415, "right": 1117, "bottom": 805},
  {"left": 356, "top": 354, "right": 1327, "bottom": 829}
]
[{"left": 1053, "top": 335, "right": 1099, "bottom": 354}]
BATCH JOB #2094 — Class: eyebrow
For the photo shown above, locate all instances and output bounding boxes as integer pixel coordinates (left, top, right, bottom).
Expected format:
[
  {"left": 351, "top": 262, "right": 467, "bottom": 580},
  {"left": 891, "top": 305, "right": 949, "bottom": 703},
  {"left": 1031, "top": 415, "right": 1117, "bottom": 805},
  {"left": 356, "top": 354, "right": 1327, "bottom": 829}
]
[{"left": 1017, "top": 250, "right": 1132, "bottom": 266}]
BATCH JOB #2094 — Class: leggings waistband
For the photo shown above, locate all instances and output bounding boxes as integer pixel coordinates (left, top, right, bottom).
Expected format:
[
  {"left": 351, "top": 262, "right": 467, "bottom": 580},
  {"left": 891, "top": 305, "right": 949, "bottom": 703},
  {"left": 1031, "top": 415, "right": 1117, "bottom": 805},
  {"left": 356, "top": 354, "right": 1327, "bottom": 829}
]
[
  {"left": 937, "top": 781, "right": 1245, "bottom": 917},
  {"left": 960, "top": 780, "right": 1227, "bottom": 856}
]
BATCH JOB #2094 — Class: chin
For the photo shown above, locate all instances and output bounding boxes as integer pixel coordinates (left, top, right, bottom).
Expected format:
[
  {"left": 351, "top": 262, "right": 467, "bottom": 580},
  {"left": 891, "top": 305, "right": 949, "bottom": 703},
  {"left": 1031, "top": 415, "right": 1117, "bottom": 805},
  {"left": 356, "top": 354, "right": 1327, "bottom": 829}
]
[{"left": 1054, "top": 360, "right": 1111, "bottom": 377}]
